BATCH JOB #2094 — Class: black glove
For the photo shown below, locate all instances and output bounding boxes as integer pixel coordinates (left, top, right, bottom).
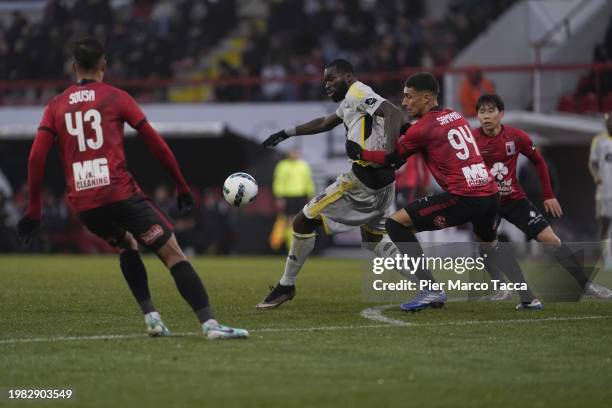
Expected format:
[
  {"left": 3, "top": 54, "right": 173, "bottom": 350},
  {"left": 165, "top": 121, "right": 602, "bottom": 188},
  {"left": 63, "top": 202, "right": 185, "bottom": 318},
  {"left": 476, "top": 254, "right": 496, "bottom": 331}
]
[
  {"left": 17, "top": 216, "right": 40, "bottom": 246},
  {"left": 262, "top": 130, "right": 289, "bottom": 148},
  {"left": 345, "top": 140, "right": 363, "bottom": 161},
  {"left": 383, "top": 151, "right": 406, "bottom": 169},
  {"left": 177, "top": 191, "right": 194, "bottom": 215},
  {"left": 400, "top": 121, "right": 412, "bottom": 135}
]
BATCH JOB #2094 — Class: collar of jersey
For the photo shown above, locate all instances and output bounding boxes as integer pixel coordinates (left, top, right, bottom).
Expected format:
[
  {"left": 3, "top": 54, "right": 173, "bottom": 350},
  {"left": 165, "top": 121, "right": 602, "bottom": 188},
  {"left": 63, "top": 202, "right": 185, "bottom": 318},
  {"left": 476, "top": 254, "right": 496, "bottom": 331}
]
[{"left": 77, "top": 79, "right": 97, "bottom": 86}]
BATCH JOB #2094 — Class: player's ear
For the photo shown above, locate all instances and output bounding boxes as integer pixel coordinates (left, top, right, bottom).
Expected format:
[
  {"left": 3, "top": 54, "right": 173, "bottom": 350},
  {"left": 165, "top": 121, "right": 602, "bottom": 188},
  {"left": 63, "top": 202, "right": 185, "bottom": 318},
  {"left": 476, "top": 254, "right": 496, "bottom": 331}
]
[
  {"left": 71, "top": 62, "right": 77, "bottom": 75},
  {"left": 99, "top": 57, "right": 107, "bottom": 73},
  {"left": 499, "top": 110, "right": 505, "bottom": 120}
]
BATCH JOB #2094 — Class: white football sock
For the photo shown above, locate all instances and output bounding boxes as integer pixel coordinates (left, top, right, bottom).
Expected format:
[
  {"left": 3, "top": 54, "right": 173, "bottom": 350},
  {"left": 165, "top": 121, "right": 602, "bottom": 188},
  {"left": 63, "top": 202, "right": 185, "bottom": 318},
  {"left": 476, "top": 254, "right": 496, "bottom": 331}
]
[
  {"left": 145, "top": 311, "right": 161, "bottom": 320},
  {"left": 279, "top": 232, "right": 316, "bottom": 286},
  {"left": 203, "top": 319, "right": 218, "bottom": 327}
]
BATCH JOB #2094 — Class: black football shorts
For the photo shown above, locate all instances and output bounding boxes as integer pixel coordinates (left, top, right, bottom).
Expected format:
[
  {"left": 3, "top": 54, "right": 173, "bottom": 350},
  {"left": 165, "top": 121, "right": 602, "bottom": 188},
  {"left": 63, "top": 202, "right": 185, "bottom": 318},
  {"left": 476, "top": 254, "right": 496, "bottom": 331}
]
[
  {"left": 78, "top": 194, "right": 174, "bottom": 251},
  {"left": 404, "top": 192, "right": 500, "bottom": 242},
  {"left": 498, "top": 198, "right": 549, "bottom": 240}
]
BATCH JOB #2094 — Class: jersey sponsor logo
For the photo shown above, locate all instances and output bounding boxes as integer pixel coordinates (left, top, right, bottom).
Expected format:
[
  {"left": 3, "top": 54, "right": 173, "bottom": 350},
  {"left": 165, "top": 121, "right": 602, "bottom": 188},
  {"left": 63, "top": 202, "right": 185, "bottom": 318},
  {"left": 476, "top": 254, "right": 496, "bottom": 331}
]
[
  {"left": 491, "top": 162, "right": 512, "bottom": 196},
  {"left": 461, "top": 163, "right": 491, "bottom": 187},
  {"left": 68, "top": 90, "right": 95, "bottom": 105},
  {"left": 436, "top": 111, "right": 462, "bottom": 126},
  {"left": 505, "top": 141, "right": 516, "bottom": 156},
  {"left": 364, "top": 97, "right": 377, "bottom": 106},
  {"left": 490, "top": 162, "right": 509, "bottom": 180},
  {"left": 72, "top": 158, "right": 110, "bottom": 191},
  {"left": 139, "top": 224, "right": 164, "bottom": 245},
  {"left": 491, "top": 162, "right": 512, "bottom": 195}
]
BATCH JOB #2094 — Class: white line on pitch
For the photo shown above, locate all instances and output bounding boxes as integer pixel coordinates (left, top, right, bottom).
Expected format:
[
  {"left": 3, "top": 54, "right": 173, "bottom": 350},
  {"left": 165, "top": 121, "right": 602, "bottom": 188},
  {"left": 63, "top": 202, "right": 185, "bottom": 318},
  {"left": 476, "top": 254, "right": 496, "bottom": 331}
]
[
  {"left": 360, "top": 305, "right": 412, "bottom": 326},
  {"left": 1, "top": 315, "right": 609, "bottom": 345}
]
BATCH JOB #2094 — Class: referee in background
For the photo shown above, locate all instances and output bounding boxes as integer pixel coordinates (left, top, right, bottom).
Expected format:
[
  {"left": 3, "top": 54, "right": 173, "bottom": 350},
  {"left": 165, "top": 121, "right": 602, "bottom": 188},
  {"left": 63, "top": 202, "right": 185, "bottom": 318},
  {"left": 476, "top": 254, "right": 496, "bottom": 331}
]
[{"left": 270, "top": 150, "right": 315, "bottom": 251}]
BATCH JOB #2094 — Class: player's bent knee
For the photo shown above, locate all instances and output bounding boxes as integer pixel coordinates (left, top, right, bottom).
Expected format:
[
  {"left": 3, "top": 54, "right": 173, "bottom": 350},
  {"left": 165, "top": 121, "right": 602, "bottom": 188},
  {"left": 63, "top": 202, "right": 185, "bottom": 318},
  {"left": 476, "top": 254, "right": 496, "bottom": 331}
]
[
  {"left": 156, "top": 234, "right": 188, "bottom": 268},
  {"left": 293, "top": 211, "right": 320, "bottom": 234},
  {"left": 118, "top": 232, "right": 138, "bottom": 251},
  {"left": 389, "top": 209, "right": 413, "bottom": 228},
  {"left": 536, "top": 228, "right": 561, "bottom": 246}
]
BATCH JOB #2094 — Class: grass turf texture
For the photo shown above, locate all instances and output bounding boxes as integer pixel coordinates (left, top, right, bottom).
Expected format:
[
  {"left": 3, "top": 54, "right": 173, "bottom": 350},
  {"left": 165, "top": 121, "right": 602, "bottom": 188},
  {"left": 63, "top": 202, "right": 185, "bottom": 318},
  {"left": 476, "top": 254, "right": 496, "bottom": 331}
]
[{"left": 1, "top": 255, "right": 611, "bottom": 408}]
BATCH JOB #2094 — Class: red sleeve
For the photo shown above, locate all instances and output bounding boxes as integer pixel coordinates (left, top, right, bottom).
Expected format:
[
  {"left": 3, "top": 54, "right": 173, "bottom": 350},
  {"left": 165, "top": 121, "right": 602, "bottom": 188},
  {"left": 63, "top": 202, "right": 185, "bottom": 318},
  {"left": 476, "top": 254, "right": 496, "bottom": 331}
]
[
  {"left": 119, "top": 91, "right": 147, "bottom": 128},
  {"left": 361, "top": 149, "right": 387, "bottom": 164},
  {"left": 397, "top": 124, "right": 424, "bottom": 157},
  {"left": 361, "top": 127, "right": 421, "bottom": 164},
  {"left": 38, "top": 100, "right": 57, "bottom": 135},
  {"left": 26, "top": 130, "right": 54, "bottom": 219},
  {"left": 138, "top": 121, "right": 190, "bottom": 194},
  {"left": 518, "top": 130, "right": 555, "bottom": 200},
  {"left": 527, "top": 149, "right": 555, "bottom": 200}
]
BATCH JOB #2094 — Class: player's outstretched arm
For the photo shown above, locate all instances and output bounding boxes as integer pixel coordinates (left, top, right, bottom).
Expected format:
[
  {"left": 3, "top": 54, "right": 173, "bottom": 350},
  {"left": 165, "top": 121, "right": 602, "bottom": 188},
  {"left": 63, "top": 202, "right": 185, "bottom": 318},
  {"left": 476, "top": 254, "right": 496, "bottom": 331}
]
[
  {"left": 527, "top": 148, "right": 562, "bottom": 217},
  {"left": 373, "top": 100, "right": 404, "bottom": 153},
  {"left": 262, "top": 113, "right": 343, "bottom": 148},
  {"left": 18, "top": 129, "right": 54, "bottom": 244}
]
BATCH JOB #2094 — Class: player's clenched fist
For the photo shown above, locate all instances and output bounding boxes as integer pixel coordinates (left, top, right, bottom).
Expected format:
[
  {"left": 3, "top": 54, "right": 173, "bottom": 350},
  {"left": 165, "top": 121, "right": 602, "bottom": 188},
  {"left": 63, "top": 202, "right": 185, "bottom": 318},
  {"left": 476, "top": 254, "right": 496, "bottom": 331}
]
[{"left": 262, "top": 130, "right": 289, "bottom": 148}]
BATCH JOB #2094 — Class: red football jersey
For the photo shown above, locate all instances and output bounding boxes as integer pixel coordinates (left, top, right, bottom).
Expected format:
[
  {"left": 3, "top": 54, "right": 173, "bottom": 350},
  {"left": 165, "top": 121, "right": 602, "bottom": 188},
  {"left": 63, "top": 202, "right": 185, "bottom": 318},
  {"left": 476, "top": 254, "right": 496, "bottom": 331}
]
[
  {"left": 474, "top": 125, "right": 541, "bottom": 203},
  {"left": 397, "top": 108, "right": 498, "bottom": 196},
  {"left": 38, "top": 82, "right": 144, "bottom": 212}
]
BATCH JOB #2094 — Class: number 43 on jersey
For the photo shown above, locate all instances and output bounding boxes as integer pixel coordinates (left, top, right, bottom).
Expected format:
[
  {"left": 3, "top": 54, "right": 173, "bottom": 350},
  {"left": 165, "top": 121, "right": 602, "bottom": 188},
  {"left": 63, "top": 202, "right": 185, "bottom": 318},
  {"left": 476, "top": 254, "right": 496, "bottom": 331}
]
[{"left": 65, "top": 109, "right": 110, "bottom": 191}]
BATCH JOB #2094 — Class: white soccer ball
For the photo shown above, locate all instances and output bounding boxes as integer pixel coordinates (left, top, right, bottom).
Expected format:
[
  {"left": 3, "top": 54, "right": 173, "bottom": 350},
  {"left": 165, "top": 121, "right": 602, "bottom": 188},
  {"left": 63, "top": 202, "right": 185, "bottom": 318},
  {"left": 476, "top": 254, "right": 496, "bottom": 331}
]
[{"left": 223, "top": 172, "right": 258, "bottom": 208}]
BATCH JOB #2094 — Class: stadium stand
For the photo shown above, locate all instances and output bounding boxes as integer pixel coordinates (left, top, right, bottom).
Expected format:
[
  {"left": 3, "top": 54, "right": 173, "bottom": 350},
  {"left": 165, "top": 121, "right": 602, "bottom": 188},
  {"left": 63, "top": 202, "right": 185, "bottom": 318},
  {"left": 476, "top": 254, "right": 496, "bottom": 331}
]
[{"left": 0, "top": 0, "right": 515, "bottom": 104}]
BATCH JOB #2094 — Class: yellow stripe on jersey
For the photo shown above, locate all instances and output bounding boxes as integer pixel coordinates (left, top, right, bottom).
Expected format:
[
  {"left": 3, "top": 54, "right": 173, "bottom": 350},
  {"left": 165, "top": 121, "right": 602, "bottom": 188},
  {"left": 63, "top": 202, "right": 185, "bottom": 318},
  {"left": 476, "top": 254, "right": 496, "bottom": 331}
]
[
  {"left": 321, "top": 215, "right": 332, "bottom": 235},
  {"left": 354, "top": 116, "right": 371, "bottom": 167},
  {"left": 361, "top": 115, "right": 366, "bottom": 148},
  {"left": 348, "top": 83, "right": 366, "bottom": 99}
]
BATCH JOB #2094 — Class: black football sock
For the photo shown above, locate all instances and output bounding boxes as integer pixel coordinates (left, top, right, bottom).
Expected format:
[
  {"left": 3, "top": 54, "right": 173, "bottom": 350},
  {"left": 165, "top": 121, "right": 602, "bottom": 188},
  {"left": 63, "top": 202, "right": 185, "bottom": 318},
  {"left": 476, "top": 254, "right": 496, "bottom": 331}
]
[
  {"left": 552, "top": 244, "right": 589, "bottom": 289},
  {"left": 480, "top": 247, "right": 506, "bottom": 282},
  {"left": 484, "top": 244, "right": 535, "bottom": 303},
  {"left": 170, "top": 261, "right": 213, "bottom": 324},
  {"left": 385, "top": 218, "right": 437, "bottom": 286},
  {"left": 119, "top": 250, "right": 155, "bottom": 314}
]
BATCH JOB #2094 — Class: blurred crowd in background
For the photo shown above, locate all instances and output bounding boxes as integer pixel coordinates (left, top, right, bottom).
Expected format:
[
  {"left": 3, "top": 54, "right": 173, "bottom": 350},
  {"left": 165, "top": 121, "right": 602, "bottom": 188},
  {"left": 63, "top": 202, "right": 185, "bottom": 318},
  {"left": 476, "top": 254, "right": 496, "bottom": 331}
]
[
  {"left": 1, "top": 0, "right": 610, "bottom": 111},
  {"left": 0, "top": 0, "right": 516, "bottom": 105}
]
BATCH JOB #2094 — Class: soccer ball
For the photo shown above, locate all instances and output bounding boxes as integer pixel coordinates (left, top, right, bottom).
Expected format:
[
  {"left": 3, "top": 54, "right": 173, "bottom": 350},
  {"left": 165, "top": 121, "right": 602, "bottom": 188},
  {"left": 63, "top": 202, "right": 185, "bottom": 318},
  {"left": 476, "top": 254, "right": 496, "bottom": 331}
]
[{"left": 223, "top": 172, "right": 258, "bottom": 207}]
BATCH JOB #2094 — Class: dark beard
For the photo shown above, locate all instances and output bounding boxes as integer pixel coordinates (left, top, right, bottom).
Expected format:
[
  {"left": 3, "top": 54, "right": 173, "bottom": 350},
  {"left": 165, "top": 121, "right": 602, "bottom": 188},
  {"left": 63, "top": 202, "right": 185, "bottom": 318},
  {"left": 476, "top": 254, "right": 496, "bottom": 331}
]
[{"left": 330, "top": 83, "right": 349, "bottom": 102}]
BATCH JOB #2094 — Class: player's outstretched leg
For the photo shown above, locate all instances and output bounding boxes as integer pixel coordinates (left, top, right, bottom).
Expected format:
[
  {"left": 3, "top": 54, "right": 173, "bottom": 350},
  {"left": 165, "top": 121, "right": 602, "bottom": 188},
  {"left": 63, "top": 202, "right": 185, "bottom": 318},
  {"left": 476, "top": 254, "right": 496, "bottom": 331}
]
[
  {"left": 256, "top": 211, "right": 319, "bottom": 309},
  {"left": 118, "top": 233, "right": 170, "bottom": 337},
  {"left": 157, "top": 235, "right": 248, "bottom": 339},
  {"left": 385, "top": 216, "right": 447, "bottom": 312},
  {"left": 480, "top": 242, "right": 542, "bottom": 310},
  {"left": 537, "top": 228, "right": 612, "bottom": 299}
]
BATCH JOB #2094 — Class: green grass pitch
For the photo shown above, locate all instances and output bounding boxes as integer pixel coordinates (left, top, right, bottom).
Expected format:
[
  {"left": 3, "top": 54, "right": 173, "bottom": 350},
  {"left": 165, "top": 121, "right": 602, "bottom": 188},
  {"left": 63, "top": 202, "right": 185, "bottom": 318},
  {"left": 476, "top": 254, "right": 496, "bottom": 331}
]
[{"left": 1, "top": 255, "right": 611, "bottom": 408}]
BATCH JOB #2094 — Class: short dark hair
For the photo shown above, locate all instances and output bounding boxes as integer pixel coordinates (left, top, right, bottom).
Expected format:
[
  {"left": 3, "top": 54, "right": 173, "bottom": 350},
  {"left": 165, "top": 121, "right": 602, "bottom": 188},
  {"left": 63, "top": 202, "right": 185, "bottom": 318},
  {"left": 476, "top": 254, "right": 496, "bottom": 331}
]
[
  {"left": 325, "top": 58, "right": 354, "bottom": 74},
  {"left": 476, "top": 93, "right": 505, "bottom": 112},
  {"left": 404, "top": 72, "right": 439, "bottom": 95},
  {"left": 73, "top": 38, "right": 105, "bottom": 70}
]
